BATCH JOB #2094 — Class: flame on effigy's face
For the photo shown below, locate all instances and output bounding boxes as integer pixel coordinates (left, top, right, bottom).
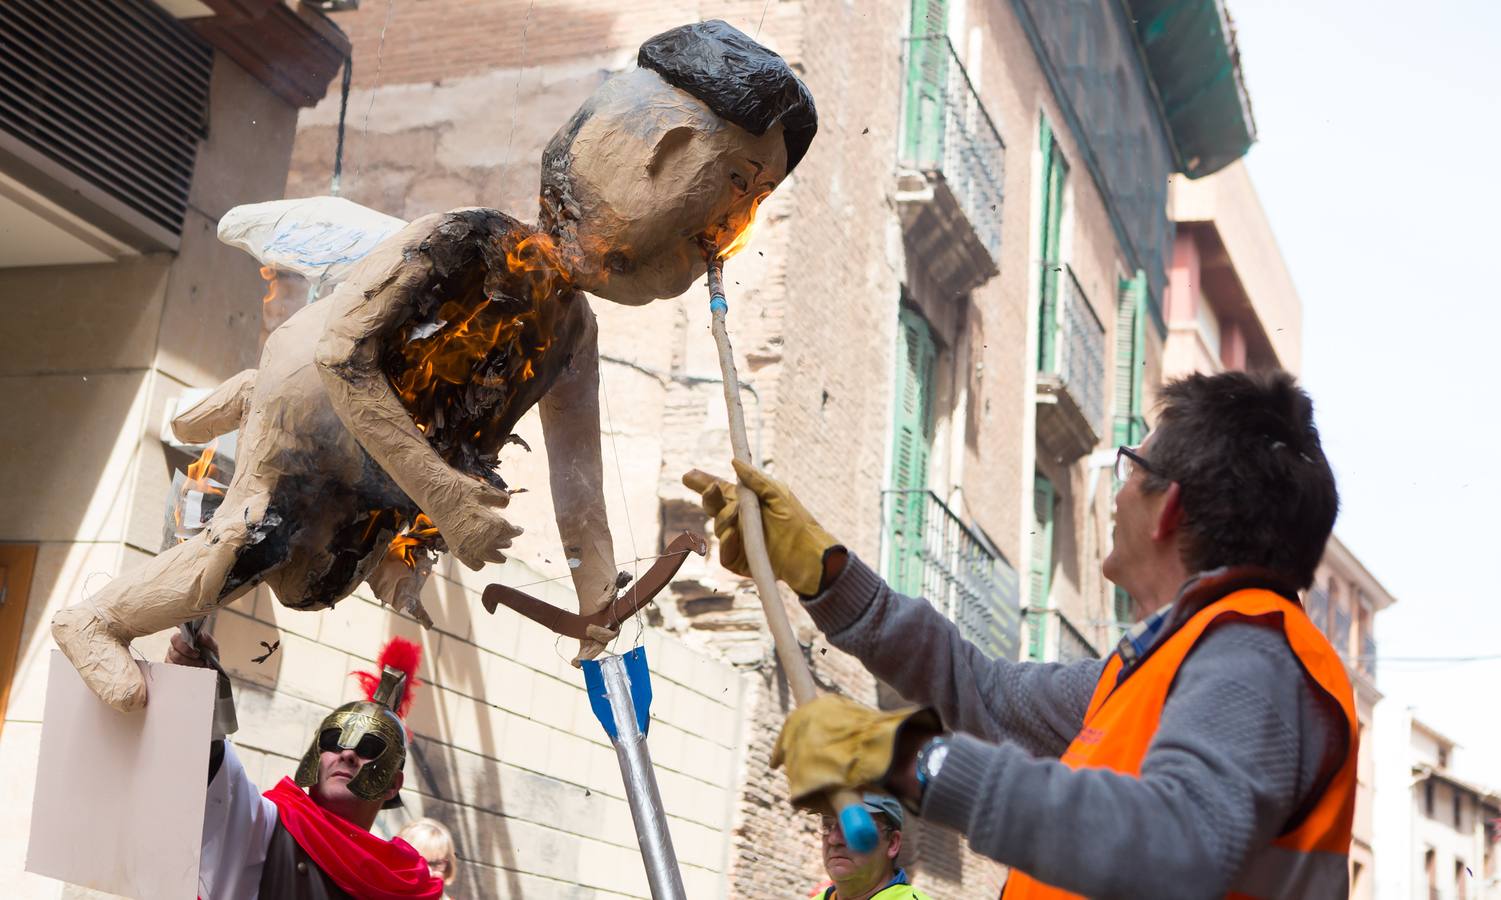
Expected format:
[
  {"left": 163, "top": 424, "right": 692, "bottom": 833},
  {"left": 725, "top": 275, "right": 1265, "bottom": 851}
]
[{"left": 702, "top": 191, "right": 770, "bottom": 261}]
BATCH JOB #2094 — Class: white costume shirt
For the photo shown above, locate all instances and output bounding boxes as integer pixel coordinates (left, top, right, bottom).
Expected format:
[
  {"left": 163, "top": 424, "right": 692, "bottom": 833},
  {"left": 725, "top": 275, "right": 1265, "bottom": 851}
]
[{"left": 198, "top": 742, "right": 278, "bottom": 900}]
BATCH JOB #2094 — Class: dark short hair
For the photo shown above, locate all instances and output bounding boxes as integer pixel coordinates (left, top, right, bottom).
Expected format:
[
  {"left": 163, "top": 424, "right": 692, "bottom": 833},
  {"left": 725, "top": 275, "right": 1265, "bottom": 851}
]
[
  {"left": 638, "top": 19, "right": 817, "bottom": 173},
  {"left": 1143, "top": 370, "right": 1338, "bottom": 587}
]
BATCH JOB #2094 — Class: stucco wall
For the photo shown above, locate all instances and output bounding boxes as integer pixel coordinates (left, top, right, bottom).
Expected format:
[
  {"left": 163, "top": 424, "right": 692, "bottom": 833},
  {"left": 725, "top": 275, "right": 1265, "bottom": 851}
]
[{"left": 0, "top": 50, "right": 300, "bottom": 899}]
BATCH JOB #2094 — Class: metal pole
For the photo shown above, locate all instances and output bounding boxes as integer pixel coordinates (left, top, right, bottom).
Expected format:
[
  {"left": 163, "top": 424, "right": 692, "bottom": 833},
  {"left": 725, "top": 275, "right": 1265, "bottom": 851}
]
[{"left": 600, "top": 654, "right": 686, "bottom": 900}]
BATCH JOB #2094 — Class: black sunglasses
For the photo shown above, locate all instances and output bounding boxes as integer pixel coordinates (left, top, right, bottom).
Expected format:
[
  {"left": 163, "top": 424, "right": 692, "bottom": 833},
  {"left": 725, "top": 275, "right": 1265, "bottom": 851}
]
[{"left": 319, "top": 728, "right": 388, "bottom": 761}]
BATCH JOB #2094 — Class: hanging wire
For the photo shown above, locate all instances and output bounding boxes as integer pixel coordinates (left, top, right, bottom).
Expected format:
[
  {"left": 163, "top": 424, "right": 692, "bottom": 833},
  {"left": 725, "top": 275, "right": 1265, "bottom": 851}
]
[
  {"left": 351, "top": 0, "right": 396, "bottom": 191},
  {"left": 502, "top": 0, "right": 537, "bottom": 174},
  {"left": 597, "top": 356, "right": 645, "bottom": 652},
  {"left": 756, "top": 0, "right": 774, "bottom": 37}
]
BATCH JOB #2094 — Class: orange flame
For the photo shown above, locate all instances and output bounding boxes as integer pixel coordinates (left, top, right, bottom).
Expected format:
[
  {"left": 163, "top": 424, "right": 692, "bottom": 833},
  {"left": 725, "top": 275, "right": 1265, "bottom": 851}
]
[
  {"left": 259, "top": 266, "right": 278, "bottom": 305},
  {"left": 704, "top": 191, "right": 770, "bottom": 261},
  {"left": 388, "top": 513, "right": 440, "bottom": 569},
  {"left": 389, "top": 231, "right": 569, "bottom": 443},
  {"left": 174, "top": 439, "right": 224, "bottom": 541}
]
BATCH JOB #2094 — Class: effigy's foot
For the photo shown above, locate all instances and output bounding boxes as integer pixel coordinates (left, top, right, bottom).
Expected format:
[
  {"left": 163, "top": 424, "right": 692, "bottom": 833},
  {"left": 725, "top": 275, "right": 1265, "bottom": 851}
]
[{"left": 52, "top": 605, "right": 149, "bottom": 713}]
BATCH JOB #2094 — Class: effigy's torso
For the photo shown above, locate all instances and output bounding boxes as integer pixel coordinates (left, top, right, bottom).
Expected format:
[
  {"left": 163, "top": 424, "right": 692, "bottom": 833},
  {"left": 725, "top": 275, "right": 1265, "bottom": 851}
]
[
  {"left": 228, "top": 209, "right": 586, "bottom": 609},
  {"left": 381, "top": 208, "right": 585, "bottom": 488}
]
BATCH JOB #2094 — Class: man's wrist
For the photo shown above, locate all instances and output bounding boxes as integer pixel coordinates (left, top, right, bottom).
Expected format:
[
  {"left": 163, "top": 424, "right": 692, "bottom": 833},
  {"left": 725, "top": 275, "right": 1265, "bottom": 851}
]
[
  {"left": 914, "top": 735, "right": 950, "bottom": 799},
  {"left": 818, "top": 546, "right": 848, "bottom": 593}
]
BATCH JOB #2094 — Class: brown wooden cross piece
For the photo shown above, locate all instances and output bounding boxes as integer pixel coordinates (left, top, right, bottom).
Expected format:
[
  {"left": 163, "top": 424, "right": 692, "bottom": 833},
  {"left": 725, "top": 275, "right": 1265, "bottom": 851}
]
[{"left": 480, "top": 532, "right": 708, "bottom": 640}]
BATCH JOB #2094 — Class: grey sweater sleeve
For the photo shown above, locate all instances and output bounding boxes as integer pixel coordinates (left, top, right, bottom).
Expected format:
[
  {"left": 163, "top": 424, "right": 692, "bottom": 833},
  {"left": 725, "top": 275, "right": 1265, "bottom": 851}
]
[
  {"left": 804, "top": 554, "right": 1104, "bottom": 757},
  {"left": 921, "top": 622, "right": 1339, "bottom": 899}
]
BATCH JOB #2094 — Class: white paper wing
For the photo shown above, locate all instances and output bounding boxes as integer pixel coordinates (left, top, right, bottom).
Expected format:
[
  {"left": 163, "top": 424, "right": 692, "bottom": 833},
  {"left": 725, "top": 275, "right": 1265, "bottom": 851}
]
[{"left": 217, "top": 196, "right": 407, "bottom": 289}]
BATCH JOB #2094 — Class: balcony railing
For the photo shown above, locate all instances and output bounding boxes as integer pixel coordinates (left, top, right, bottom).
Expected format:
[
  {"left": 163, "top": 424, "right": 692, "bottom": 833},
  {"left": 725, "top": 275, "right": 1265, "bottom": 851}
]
[
  {"left": 1035, "top": 264, "right": 1107, "bottom": 460},
  {"left": 896, "top": 34, "right": 1006, "bottom": 297},
  {"left": 1024, "top": 607, "right": 1099, "bottom": 662},
  {"left": 1361, "top": 634, "right": 1378, "bottom": 679},
  {"left": 882, "top": 489, "right": 1021, "bottom": 661},
  {"left": 1331, "top": 606, "right": 1352, "bottom": 662},
  {"left": 1305, "top": 585, "right": 1330, "bottom": 631}
]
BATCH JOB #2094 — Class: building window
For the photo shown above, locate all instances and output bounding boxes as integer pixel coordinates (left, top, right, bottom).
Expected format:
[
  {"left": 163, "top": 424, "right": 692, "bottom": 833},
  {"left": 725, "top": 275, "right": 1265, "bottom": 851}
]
[
  {"left": 886, "top": 305, "right": 939, "bottom": 596},
  {"left": 1426, "top": 848, "right": 1438, "bottom": 894},
  {"left": 1113, "top": 270, "right": 1148, "bottom": 447},
  {"left": 1027, "top": 473, "right": 1056, "bottom": 660},
  {"left": 1036, "top": 115, "right": 1070, "bottom": 375},
  {"left": 1456, "top": 858, "right": 1469, "bottom": 899},
  {"left": 1425, "top": 779, "right": 1435, "bottom": 817},
  {"left": 1456, "top": 792, "right": 1465, "bottom": 829}
]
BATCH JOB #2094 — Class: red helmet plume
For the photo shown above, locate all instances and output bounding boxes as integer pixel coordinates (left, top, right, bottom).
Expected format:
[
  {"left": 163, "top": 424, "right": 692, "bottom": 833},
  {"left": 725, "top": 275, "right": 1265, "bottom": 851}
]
[{"left": 353, "top": 636, "right": 422, "bottom": 718}]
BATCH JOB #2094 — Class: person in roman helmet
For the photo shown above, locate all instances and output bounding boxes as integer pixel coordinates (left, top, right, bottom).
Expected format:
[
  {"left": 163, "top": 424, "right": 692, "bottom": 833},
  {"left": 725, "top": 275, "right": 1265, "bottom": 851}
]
[
  {"left": 52, "top": 19, "right": 817, "bottom": 713},
  {"left": 171, "top": 633, "right": 442, "bottom": 899}
]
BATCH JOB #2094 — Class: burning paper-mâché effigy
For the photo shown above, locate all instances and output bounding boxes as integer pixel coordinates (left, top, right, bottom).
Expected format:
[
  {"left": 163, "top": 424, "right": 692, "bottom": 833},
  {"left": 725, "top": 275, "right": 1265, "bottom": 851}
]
[{"left": 53, "top": 19, "right": 816, "bottom": 712}]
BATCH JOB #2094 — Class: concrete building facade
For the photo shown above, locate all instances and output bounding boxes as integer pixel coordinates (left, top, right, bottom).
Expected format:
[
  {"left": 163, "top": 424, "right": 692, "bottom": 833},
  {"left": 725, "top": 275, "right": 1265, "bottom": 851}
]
[{"left": 1375, "top": 709, "right": 1501, "bottom": 900}]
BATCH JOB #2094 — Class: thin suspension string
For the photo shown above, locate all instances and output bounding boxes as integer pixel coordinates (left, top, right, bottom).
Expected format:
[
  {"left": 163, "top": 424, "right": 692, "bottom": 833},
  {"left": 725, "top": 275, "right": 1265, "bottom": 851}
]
[
  {"left": 502, "top": 0, "right": 537, "bottom": 174},
  {"left": 352, "top": 0, "right": 396, "bottom": 191},
  {"left": 502, "top": 550, "right": 675, "bottom": 595},
  {"left": 597, "top": 354, "right": 645, "bottom": 651}
]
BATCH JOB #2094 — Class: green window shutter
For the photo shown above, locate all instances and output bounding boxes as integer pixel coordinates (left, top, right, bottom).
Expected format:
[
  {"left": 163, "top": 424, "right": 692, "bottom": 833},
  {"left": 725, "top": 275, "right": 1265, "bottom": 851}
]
[
  {"left": 902, "top": 0, "right": 949, "bottom": 166},
  {"left": 1027, "top": 473, "right": 1055, "bottom": 660},
  {"left": 1037, "top": 117, "right": 1069, "bottom": 373},
  {"left": 887, "top": 307, "right": 938, "bottom": 596},
  {"left": 1112, "top": 269, "right": 1148, "bottom": 447}
]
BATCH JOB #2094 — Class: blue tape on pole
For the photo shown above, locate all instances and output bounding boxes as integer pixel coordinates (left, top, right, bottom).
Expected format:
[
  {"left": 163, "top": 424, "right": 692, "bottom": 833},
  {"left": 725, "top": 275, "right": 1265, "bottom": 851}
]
[
  {"left": 623, "top": 646, "right": 652, "bottom": 736},
  {"left": 709, "top": 295, "right": 728, "bottom": 313},
  {"left": 581, "top": 647, "right": 654, "bottom": 739},
  {"left": 580, "top": 657, "right": 615, "bottom": 739}
]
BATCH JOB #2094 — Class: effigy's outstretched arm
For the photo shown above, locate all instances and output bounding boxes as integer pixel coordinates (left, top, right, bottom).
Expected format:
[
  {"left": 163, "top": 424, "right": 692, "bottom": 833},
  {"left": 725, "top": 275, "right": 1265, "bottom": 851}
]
[
  {"left": 314, "top": 214, "right": 522, "bottom": 571},
  {"left": 538, "top": 307, "right": 618, "bottom": 661}
]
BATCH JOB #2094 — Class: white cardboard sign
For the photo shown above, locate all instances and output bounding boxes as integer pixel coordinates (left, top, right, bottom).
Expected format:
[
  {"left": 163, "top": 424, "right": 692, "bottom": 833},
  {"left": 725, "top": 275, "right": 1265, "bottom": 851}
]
[{"left": 27, "top": 652, "right": 215, "bottom": 899}]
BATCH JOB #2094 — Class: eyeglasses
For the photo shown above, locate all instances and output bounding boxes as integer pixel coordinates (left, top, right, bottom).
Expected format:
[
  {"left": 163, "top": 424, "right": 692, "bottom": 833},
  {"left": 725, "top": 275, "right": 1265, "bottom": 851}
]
[
  {"left": 1114, "top": 445, "right": 1160, "bottom": 484},
  {"left": 319, "top": 728, "right": 388, "bottom": 761}
]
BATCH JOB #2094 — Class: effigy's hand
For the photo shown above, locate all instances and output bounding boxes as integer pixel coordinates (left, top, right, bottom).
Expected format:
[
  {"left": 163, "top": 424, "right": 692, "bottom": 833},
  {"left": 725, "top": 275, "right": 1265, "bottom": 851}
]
[
  {"left": 431, "top": 478, "right": 524, "bottom": 571},
  {"left": 682, "top": 459, "right": 839, "bottom": 596}
]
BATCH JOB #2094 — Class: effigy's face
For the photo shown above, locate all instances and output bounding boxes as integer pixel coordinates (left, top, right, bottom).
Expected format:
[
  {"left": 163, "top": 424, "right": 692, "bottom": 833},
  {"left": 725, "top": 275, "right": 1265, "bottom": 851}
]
[{"left": 541, "top": 67, "right": 788, "bottom": 305}]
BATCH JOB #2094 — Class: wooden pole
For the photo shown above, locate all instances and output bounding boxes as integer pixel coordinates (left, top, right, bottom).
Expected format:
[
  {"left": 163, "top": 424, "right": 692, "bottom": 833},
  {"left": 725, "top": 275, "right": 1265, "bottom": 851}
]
[{"left": 704, "top": 257, "right": 878, "bottom": 851}]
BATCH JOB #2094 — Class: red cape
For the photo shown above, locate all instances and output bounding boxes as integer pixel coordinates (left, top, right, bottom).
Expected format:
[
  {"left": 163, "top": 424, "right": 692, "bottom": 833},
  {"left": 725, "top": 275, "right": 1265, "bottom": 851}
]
[{"left": 263, "top": 778, "right": 443, "bottom": 900}]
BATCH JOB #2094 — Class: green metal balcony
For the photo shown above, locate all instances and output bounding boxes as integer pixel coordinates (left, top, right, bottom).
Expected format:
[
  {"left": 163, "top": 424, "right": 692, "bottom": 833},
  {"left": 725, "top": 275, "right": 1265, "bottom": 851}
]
[
  {"left": 1024, "top": 606, "right": 1099, "bottom": 662},
  {"left": 882, "top": 489, "right": 1021, "bottom": 661},
  {"left": 896, "top": 34, "right": 1006, "bottom": 299},
  {"left": 1036, "top": 264, "right": 1107, "bottom": 461}
]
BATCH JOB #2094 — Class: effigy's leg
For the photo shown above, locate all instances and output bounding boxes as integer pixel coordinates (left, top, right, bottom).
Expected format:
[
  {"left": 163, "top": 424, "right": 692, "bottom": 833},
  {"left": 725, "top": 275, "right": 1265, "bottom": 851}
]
[{"left": 52, "top": 494, "right": 290, "bottom": 712}]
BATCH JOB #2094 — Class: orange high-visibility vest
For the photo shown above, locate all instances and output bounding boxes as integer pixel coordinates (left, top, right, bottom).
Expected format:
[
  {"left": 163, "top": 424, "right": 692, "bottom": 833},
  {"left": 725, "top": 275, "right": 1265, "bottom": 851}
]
[{"left": 1002, "top": 589, "right": 1357, "bottom": 899}]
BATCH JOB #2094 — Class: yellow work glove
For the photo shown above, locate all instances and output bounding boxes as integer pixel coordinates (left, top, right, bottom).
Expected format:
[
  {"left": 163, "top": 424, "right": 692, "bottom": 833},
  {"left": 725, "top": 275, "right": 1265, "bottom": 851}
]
[
  {"left": 771, "top": 694, "right": 942, "bottom": 815},
  {"left": 682, "top": 459, "right": 839, "bottom": 597}
]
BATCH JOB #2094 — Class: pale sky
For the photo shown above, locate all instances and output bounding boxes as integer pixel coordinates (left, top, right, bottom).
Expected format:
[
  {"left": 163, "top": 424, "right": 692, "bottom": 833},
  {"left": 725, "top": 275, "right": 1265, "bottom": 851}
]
[{"left": 1231, "top": 0, "right": 1501, "bottom": 782}]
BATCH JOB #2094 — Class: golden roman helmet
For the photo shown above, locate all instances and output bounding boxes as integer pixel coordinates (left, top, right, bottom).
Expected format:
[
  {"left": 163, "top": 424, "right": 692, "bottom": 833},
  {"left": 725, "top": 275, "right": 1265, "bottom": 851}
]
[{"left": 295, "top": 638, "right": 421, "bottom": 806}]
